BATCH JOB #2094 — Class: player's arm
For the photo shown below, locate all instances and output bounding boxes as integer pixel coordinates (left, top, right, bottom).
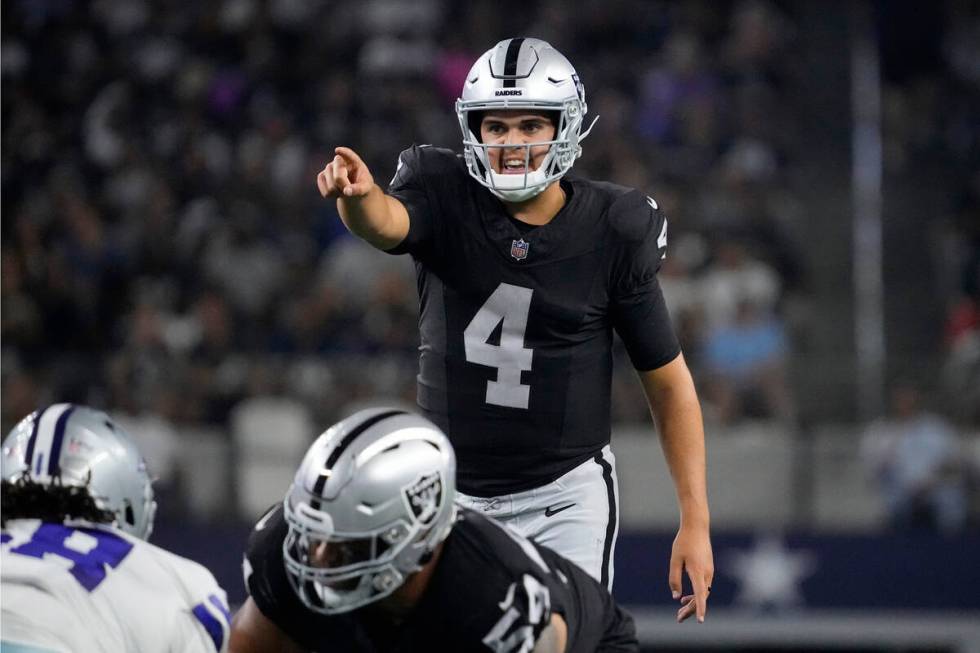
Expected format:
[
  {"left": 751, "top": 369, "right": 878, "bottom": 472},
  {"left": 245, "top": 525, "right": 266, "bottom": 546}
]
[
  {"left": 316, "top": 146, "right": 409, "bottom": 251},
  {"left": 638, "top": 353, "right": 714, "bottom": 623},
  {"left": 532, "top": 613, "right": 568, "bottom": 653},
  {"left": 229, "top": 597, "right": 305, "bottom": 653}
]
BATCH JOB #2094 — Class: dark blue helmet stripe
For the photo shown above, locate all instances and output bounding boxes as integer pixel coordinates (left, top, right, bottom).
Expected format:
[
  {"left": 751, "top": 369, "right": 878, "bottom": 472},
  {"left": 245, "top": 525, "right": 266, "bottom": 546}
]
[
  {"left": 47, "top": 405, "right": 76, "bottom": 477},
  {"left": 503, "top": 38, "right": 525, "bottom": 87},
  {"left": 23, "top": 406, "right": 49, "bottom": 474}
]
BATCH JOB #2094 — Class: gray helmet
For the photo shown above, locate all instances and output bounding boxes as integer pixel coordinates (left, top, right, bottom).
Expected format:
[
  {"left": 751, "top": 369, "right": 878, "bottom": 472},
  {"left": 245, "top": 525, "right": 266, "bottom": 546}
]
[
  {"left": 456, "top": 37, "right": 598, "bottom": 202},
  {"left": 283, "top": 408, "right": 456, "bottom": 615},
  {"left": 1, "top": 404, "right": 157, "bottom": 540}
]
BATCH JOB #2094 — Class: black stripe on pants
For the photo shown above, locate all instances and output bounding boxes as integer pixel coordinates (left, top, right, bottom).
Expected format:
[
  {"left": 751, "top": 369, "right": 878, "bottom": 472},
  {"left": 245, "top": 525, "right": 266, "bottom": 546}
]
[{"left": 594, "top": 451, "right": 617, "bottom": 590}]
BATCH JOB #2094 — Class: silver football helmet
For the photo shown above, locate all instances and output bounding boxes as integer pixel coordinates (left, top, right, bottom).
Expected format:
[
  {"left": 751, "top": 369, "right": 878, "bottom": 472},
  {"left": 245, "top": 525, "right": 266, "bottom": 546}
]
[
  {"left": 456, "top": 37, "right": 598, "bottom": 202},
  {"left": 283, "top": 408, "right": 457, "bottom": 615},
  {"left": 1, "top": 404, "right": 157, "bottom": 540}
]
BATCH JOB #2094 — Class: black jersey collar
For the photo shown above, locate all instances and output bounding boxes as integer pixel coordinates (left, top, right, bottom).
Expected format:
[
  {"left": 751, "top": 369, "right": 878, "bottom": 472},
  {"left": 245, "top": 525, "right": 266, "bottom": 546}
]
[{"left": 476, "top": 178, "right": 578, "bottom": 265}]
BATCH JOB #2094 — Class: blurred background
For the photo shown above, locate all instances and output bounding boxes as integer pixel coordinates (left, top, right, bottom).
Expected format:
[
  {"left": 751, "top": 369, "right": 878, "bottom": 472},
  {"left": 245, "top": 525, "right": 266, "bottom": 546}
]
[{"left": 3, "top": 0, "right": 979, "bottom": 650}]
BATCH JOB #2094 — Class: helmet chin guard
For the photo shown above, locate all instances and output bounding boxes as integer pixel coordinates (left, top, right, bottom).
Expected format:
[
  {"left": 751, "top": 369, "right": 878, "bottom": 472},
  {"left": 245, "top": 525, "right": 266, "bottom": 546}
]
[{"left": 456, "top": 38, "right": 597, "bottom": 202}]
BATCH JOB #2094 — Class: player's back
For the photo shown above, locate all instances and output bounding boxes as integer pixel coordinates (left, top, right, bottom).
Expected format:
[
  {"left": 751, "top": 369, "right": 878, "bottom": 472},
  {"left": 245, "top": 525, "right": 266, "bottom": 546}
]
[
  {"left": 441, "top": 509, "right": 638, "bottom": 653},
  {"left": 1, "top": 519, "right": 229, "bottom": 653}
]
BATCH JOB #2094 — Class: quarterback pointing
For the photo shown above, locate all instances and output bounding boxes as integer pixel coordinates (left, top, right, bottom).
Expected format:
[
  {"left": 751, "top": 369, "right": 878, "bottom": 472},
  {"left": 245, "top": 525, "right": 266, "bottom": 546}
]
[
  {"left": 1, "top": 404, "right": 230, "bottom": 653},
  {"left": 317, "top": 38, "right": 712, "bottom": 620}
]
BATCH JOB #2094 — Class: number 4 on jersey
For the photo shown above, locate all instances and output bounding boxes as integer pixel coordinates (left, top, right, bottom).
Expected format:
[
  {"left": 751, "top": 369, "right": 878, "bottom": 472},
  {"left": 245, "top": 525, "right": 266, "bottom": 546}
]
[{"left": 464, "top": 283, "right": 534, "bottom": 409}]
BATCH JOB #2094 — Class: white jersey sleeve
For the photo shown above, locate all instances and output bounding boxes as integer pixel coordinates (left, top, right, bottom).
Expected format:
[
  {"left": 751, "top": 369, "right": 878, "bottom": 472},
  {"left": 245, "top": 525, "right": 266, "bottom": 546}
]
[{"left": 1, "top": 519, "right": 230, "bottom": 653}]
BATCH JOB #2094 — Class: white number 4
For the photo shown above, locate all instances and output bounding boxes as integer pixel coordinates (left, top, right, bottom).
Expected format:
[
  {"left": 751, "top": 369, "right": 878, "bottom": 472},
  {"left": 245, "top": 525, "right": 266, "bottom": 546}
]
[{"left": 464, "top": 283, "right": 533, "bottom": 409}]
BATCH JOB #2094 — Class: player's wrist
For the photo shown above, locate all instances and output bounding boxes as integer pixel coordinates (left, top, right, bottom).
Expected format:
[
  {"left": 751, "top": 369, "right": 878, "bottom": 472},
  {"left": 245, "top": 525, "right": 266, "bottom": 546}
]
[{"left": 678, "top": 506, "right": 710, "bottom": 531}]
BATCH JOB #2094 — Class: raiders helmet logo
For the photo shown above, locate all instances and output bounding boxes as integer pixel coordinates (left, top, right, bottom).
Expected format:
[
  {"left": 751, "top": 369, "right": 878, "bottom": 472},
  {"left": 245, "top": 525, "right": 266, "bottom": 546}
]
[{"left": 402, "top": 471, "right": 443, "bottom": 525}]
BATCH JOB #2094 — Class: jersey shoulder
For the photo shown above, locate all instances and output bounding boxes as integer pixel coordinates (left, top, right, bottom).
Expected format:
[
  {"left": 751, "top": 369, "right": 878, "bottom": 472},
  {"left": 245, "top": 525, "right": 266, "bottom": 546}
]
[
  {"left": 244, "top": 503, "right": 290, "bottom": 592},
  {"left": 139, "top": 536, "right": 226, "bottom": 598},
  {"left": 435, "top": 510, "right": 559, "bottom": 648},
  {"left": 575, "top": 178, "right": 664, "bottom": 244},
  {"left": 392, "top": 145, "right": 466, "bottom": 185}
]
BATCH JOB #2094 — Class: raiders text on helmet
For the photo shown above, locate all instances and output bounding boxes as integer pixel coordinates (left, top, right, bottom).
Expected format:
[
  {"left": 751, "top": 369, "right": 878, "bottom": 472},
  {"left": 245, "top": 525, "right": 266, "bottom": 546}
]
[
  {"left": 282, "top": 408, "right": 457, "bottom": 614},
  {"left": 456, "top": 37, "right": 598, "bottom": 202}
]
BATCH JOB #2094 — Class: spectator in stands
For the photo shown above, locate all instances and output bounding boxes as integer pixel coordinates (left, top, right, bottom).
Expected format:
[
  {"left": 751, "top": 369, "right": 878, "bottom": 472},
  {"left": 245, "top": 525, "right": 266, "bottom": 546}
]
[
  {"left": 702, "top": 298, "right": 793, "bottom": 424},
  {"left": 860, "top": 382, "right": 969, "bottom": 533}
]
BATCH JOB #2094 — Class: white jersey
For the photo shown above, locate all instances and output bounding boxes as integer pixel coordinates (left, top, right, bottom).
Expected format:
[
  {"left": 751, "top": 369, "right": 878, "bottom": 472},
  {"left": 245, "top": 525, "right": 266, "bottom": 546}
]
[{"left": 1, "top": 519, "right": 230, "bottom": 653}]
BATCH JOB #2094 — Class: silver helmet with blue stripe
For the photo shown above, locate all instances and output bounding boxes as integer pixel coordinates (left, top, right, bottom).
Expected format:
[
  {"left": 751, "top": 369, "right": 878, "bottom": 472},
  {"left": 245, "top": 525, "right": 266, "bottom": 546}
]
[
  {"left": 283, "top": 408, "right": 457, "bottom": 614},
  {"left": 456, "top": 37, "right": 597, "bottom": 202},
  {"left": 1, "top": 404, "right": 156, "bottom": 540}
]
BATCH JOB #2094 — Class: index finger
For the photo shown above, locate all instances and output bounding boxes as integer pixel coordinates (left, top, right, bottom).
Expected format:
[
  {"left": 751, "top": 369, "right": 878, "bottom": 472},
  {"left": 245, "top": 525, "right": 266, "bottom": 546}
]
[{"left": 334, "top": 146, "right": 364, "bottom": 167}]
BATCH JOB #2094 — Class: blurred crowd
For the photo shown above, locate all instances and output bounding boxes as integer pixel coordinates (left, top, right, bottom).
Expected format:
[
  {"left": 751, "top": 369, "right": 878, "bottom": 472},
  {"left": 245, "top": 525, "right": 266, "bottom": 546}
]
[{"left": 2, "top": 1, "right": 977, "bottom": 526}]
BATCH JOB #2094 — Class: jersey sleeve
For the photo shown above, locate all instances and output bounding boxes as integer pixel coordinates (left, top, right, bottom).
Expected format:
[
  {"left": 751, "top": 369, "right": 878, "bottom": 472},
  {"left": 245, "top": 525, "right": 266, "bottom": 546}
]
[
  {"left": 385, "top": 145, "right": 438, "bottom": 257},
  {"left": 609, "top": 193, "right": 681, "bottom": 371},
  {"left": 184, "top": 573, "right": 231, "bottom": 652},
  {"left": 445, "top": 514, "right": 562, "bottom": 651},
  {"left": 182, "top": 589, "right": 232, "bottom": 653},
  {"left": 477, "top": 572, "right": 554, "bottom": 652}
]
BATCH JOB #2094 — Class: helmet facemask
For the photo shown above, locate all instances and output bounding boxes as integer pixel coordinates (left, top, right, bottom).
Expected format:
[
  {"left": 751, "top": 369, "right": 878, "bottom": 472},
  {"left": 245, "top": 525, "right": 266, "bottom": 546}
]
[{"left": 283, "top": 491, "right": 423, "bottom": 614}]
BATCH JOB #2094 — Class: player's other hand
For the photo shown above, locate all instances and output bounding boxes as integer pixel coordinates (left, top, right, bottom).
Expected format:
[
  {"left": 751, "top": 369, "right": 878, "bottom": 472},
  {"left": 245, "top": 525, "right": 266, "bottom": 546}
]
[
  {"left": 317, "top": 147, "right": 375, "bottom": 199},
  {"left": 669, "top": 524, "right": 714, "bottom": 624}
]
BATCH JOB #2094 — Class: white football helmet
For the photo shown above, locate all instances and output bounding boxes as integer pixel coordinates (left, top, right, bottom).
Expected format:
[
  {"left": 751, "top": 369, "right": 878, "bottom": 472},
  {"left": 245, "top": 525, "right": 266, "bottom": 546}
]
[
  {"left": 456, "top": 37, "right": 598, "bottom": 202},
  {"left": 1, "top": 404, "right": 157, "bottom": 540},
  {"left": 283, "top": 408, "right": 457, "bottom": 615}
]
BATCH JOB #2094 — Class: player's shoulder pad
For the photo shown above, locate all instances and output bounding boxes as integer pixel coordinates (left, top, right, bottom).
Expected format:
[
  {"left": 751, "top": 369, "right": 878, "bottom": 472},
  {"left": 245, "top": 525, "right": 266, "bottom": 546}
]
[
  {"left": 606, "top": 187, "right": 665, "bottom": 243},
  {"left": 140, "top": 536, "right": 226, "bottom": 593},
  {"left": 247, "top": 503, "right": 287, "bottom": 550},
  {"left": 392, "top": 144, "right": 462, "bottom": 181}
]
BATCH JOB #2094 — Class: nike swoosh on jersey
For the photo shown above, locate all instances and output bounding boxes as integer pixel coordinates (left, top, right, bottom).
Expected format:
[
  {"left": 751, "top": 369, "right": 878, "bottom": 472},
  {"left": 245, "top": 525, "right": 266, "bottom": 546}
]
[{"left": 544, "top": 503, "right": 576, "bottom": 517}]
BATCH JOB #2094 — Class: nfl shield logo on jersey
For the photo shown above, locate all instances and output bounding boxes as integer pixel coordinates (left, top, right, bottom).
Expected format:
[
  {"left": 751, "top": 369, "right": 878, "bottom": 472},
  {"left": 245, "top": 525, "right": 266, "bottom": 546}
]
[{"left": 510, "top": 239, "right": 530, "bottom": 261}]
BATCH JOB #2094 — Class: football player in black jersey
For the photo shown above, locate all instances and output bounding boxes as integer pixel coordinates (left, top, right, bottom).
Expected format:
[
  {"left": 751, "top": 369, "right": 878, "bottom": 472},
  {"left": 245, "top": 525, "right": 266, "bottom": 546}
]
[
  {"left": 315, "top": 37, "right": 712, "bottom": 622},
  {"left": 229, "top": 408, "right": 639, "bottom": 652}
]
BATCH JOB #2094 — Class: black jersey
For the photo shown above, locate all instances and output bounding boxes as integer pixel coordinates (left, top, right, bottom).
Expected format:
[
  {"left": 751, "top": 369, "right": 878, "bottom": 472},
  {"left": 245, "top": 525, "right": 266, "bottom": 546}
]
[
  {"left": 244, "top": 505, "right": 637, "bottom": 653},
  {"left": 386, "top": 146, "right": 680, "bottom": 495}
]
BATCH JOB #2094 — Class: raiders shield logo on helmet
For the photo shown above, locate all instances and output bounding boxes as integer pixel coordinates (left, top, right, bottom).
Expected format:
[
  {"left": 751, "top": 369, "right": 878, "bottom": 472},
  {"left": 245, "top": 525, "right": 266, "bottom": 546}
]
[
  {"left": 403, "top": 471, "right": 443, "bottom": 525},
  {"left": 511, "top": 239, "right": 530, "bottom": 261}
]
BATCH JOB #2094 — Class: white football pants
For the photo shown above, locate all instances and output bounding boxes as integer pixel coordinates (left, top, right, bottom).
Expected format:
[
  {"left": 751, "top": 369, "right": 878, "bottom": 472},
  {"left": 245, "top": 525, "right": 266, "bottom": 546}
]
[{"left": 455, "top": 444, "right": 620, "bottom": 590}]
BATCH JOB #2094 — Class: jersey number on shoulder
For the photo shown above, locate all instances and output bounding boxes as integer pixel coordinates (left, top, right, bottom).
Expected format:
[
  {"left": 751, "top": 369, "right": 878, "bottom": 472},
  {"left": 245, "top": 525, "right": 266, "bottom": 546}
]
[
  {"left": 464, "top": 283, "right": 534, "bottom": 409},
  {"left": 9, "top": 524, "right": 133, "bottom": 592},
  {"left": 482, "top": 574, "right": 552, "bottom": 653}
]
